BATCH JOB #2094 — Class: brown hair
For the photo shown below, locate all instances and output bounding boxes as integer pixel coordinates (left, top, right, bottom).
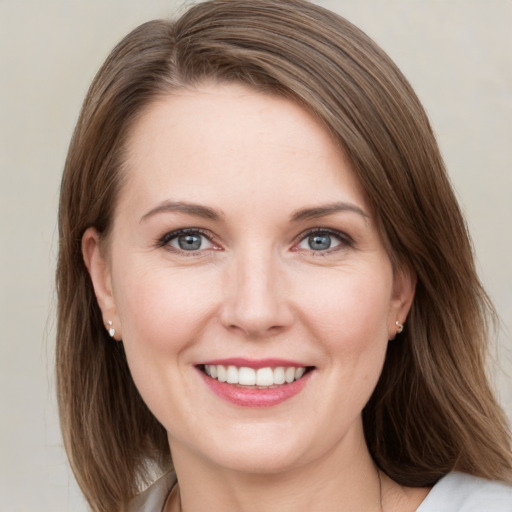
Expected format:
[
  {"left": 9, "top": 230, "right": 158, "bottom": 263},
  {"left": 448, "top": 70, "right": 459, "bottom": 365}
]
[{"left": 56, "top": 0, "right": 512, "bottom": 510}]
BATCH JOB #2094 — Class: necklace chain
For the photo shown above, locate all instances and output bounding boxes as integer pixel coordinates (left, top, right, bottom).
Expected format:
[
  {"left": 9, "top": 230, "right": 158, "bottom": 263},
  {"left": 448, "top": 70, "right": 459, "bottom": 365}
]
[{"left": 377, "top": 467, "right": 385, "bottom": 512}]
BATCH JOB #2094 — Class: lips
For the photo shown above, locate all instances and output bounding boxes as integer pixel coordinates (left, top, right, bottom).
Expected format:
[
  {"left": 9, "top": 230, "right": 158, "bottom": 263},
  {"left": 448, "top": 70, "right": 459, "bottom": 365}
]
[{"left": 197, "top": 359, "right": 314, "bottom": 407}]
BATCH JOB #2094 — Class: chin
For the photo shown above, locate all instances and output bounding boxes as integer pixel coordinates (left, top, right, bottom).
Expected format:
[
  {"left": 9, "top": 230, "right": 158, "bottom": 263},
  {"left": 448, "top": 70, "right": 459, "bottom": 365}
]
[
  {"left": 207, "top": 443, "right": 308, "bottom": 475},
  {"left": 172, "top": 419, "right": 340, "bottom": 476}
]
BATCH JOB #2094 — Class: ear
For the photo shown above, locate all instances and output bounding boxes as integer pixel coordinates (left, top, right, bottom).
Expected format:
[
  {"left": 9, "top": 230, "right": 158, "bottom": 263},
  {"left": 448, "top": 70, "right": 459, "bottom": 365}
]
[
  {"left": 388, "top": 265, "right": 416, "bottom": 340},
  {"left": 82, "top": 227, "right": 121, "bottom": 340}
]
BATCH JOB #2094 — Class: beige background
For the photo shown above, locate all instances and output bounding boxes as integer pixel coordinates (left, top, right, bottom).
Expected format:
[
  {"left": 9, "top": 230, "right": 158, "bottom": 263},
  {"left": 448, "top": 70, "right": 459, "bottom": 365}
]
[{"left": 1, "top": 1, "right": 510, "bottom": 510}]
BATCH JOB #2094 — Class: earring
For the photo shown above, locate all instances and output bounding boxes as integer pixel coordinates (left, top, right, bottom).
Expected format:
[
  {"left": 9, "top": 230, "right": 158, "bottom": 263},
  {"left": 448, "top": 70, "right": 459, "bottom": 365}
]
[
  {"left": 395, "top": 320, "right": 404, "bottom": 334},
  {"left": 106, "top": 320, "right": 116, "bottom": 338}
]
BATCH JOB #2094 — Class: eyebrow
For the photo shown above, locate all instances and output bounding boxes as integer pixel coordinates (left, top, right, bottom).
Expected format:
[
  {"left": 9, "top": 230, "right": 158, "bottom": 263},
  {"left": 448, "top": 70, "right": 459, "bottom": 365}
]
[
  {"left": 140, "top": 200, "right": 368, "bottom": 224},
  {"left": 290, "top": 202, "right": 369, "bottom": 222},
  {"left": 140, "top": 201, "right": 223, "bottom": 223}
]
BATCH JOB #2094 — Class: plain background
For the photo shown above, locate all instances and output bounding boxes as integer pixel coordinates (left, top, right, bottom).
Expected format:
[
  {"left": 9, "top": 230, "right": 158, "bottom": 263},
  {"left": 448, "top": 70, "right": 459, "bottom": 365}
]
[{"left": 1, "top": 1, "right": 511, "bottom": 510}]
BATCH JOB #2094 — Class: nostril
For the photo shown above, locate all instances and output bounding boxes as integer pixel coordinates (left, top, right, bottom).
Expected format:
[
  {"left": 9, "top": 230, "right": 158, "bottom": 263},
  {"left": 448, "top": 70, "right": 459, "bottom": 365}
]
[{"left": 226, "top": 323, "right": 287, "bottom": 338}]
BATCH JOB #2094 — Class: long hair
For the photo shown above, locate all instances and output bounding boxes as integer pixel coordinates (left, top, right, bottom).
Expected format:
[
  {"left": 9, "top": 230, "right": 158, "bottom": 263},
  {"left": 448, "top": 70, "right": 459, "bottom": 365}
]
[{"left": 56, "top": 1, "right": 512, "bottom": 510}]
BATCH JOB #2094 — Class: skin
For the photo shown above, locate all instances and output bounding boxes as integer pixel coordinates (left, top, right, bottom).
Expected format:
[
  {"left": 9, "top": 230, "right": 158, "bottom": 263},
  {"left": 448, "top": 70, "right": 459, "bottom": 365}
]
[{"left": 83, "top": 83, "right": 427, "bottom": 511}]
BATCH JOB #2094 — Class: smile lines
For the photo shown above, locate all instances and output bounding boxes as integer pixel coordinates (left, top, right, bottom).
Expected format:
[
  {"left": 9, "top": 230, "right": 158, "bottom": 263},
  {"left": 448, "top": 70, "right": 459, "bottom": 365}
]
[{"left": 202, "top": 365, "right": 308, "bottom": 387}]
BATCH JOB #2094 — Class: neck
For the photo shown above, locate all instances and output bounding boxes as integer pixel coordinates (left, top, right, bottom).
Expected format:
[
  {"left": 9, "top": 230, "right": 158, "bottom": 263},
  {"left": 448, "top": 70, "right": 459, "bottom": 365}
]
[{"left": 167, "top": 427, "right": 383, "bottom": 512}]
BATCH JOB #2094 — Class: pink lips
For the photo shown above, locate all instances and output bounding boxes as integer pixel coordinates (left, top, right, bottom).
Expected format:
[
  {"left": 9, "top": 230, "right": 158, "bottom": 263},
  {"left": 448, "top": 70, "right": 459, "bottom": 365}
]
[{"left": 197, "top": 358, "right": 312, "bottom": 408}]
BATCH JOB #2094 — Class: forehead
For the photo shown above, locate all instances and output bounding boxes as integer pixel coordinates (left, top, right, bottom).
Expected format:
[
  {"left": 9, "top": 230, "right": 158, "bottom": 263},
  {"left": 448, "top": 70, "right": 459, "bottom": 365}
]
[{"left": 119, "top": 83, "right": 367, "bottom": 215}]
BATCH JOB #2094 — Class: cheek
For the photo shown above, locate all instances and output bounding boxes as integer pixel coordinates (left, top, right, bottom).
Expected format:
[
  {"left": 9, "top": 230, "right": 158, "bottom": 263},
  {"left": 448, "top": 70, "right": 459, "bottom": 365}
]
[
  {"left": 298, "top": 265, "right": 393, "bottom": 349},
  {"left": 110, "top": 263, "right": 222, "bottom": 425},
  {"left": 113, "top": 262, "right": 220, "bottom": 354},
  {"left": 297, "top": 265, "right": 393, "bottom": 402}
]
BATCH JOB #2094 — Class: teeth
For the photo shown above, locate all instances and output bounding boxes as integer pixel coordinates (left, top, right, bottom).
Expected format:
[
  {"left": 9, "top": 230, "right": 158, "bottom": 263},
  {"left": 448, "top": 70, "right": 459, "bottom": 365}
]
[
  {"left": 226, "top": 365, "right": 238, "bottom": 384},
  {"left": 256, "top": 367, "right": 274, "bottom": 386},
  {"left": 239, "top": 367, "right": 256, "bottom": 385},
  {"left": 285, "top": 367, "right": 295, "bottom": 383},
  {"left": 217, "top": 365, "right": 227, "bottom": 383},
  {"left": 203, "top": 365, "right": 308, "bottom": 386},
  {"left": 273, "top": 367, "right": 285, "bottom": 385}
]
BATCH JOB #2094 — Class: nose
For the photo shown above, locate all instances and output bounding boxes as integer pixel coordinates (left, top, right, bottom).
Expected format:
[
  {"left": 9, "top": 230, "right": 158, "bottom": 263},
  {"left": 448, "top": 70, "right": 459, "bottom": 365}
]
[{"left": 219, "top": 246, "right": 294, "bottom": 338}]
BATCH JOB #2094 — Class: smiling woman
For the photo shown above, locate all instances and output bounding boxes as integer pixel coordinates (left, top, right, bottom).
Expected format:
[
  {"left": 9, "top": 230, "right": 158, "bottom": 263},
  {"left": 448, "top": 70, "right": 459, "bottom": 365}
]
[
  {"left": 82, "top": 87, "right": 407, "bottom": 486},
  {"left": 56, "top": 1, "right": 512, "bottom": 512}
]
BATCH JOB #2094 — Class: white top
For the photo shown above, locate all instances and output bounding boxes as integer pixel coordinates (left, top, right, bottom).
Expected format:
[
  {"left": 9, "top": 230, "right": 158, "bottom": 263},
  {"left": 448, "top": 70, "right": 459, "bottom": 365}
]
[
  {"left": 417, "top": 472, "right": 512, "bottom": 511},
  {"left": 127, "top": 471, "right": 512, "bottom": 512}
]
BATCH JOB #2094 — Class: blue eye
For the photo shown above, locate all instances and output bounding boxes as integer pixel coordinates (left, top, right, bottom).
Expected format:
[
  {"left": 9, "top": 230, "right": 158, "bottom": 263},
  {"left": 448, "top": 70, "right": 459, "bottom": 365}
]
[
  {"left": 308, "top": 233, "right": 333, "bottom": 250},
  {"left": 176, "top": 233, "right": 203, "bottom": 251},
  {"left": 297, "top": 231, "right": 344, "bottom": 251},
  {"left": 161, "top": 230, "right": 214, "bottom": 252}
]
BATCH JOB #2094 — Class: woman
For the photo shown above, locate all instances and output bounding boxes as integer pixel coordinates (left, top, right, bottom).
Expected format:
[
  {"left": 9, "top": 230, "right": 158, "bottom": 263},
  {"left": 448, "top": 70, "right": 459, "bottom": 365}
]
[{"left": 56, "top": 1, "right": 512, "bottom": 511}]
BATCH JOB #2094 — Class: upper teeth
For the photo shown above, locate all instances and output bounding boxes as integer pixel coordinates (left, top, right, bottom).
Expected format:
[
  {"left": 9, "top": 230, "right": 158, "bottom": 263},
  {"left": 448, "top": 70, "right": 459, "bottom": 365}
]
[{"left": 204, "top": 365, "right": 306, "bottom": 386}]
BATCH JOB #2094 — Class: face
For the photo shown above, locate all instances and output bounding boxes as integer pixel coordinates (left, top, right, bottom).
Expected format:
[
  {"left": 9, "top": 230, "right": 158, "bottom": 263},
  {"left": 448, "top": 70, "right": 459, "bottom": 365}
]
[{"left": 83, "top": 83, "right": 414, "bottom": 476}]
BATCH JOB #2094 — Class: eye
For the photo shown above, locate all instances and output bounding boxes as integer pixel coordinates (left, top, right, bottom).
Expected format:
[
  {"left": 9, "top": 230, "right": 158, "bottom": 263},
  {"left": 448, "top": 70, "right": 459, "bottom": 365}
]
[
  {"left": 160, "top": 229, "right": 215, "bottom": 252},
  {"left": 296, "top": 229, "right": 350, "bottom": 252}
]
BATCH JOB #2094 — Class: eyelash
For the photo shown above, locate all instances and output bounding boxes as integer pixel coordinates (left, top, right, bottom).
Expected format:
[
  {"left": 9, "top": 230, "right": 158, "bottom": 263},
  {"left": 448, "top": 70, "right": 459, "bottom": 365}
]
[
  {"left": 157, "top": 228, "right": 219, "bottom": 255},
  {"left": 292, "top": 228, "right": 354, "bottom": 254},
  {"left": 156, "top": 227, "right": 354, "bottom": 255}
]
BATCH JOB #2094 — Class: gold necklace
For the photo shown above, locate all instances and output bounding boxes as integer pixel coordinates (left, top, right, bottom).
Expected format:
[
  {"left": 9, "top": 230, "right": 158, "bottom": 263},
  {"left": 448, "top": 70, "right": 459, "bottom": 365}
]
[{"left": 377, "top": 468, "right": 385, "bottom": 512}]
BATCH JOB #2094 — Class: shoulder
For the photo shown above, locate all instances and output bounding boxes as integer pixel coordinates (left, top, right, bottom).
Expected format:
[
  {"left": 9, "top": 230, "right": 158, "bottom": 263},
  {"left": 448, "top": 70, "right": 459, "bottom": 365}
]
[
  {"left": 125, "top": 472, "right": 176, "bottom": 512},
  {"left": 417, "top": 472, "right": 512, "bottom": 512}
]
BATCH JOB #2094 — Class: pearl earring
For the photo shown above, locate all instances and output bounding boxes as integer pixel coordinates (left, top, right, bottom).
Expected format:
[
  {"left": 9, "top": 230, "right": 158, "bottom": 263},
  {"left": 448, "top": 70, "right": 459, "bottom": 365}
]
[
  {"left": 395, "top": 321, "right": 404, "bottom": 334},
  {"left": 107, "top": 320, "right": 116, "bottom": 338}
]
